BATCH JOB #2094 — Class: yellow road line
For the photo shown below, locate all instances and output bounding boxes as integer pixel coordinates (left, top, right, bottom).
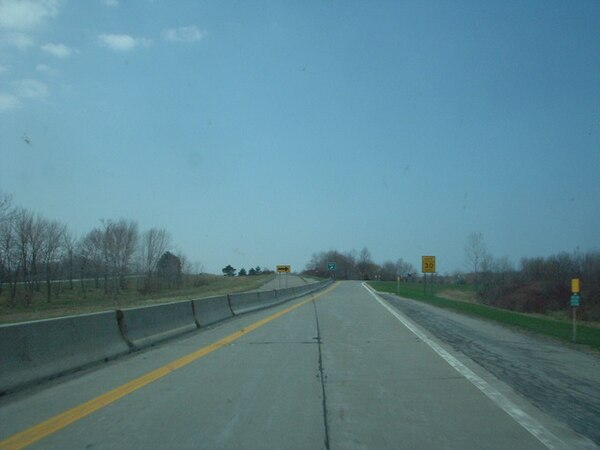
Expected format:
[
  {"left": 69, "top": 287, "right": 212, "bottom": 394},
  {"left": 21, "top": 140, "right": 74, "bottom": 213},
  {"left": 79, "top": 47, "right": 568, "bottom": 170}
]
[{"left": 0, "top": 283, "right": 339, "bottom": 450}]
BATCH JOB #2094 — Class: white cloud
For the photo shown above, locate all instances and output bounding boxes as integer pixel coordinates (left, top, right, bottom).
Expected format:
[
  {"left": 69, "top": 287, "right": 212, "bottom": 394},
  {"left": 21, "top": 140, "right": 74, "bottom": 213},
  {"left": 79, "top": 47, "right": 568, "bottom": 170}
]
[
  {"left": 163, "top": 26, "right": 206, "bottom": 43},
  {"left": 0, "top": 92, "right": 21, "bottom": 111},
  {"left": 0, "top": 0, "right": 62, "bottom": 31},
  {"left": 12, "top": 78, "right": 48, "bottom": 98},
  {"left": 36, "top": 63, "right": 57, "bottom": 75},
  {"left": 0, "top": 64, "right": 8, "bottom": 74},
  {"left": 102, "top": 0, "right": 119, "bottom": 7},
  {"left": 1, "top": 31, "right": 34, "bottom": 49},
  {"left": 98, "top": 33, "right": 151, "bottom": 51},
  {"left": 41, "top": 42, "right": 73, "bottom": 58}
]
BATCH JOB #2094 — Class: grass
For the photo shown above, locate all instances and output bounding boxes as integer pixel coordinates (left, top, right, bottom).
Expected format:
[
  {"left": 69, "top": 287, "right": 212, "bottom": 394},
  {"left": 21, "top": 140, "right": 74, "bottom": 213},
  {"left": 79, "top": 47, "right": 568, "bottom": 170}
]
[
  {"left": 0, "top": 273, "right": 276, "bottom": 324},
  {"left": 369, "top": 281, "right": 600, "bottom": 350}
]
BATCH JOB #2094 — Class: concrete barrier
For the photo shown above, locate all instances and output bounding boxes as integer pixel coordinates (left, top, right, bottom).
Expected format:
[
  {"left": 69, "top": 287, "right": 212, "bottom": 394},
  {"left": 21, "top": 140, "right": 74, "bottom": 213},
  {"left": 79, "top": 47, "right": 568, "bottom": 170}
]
[
  {"left": 229, "top": 282, "right": 333, "bottom": 317},
  {"left": 0, "top": 280, "right": 334, "bottom": 394},
  {"left": 258, "top": 289, "right": 280, "bottom": 307},
  {"left": 278, "top": 287, "right": 298, "bottom": 302},
  {"left": 293, "top": 285, "right": 311, "bottom": 297},
  {"left": 0, "top": 311, "right": 129, "bottom": 394},
  {"left": 118, "top": 301, "right": 197, "bottom": 350},
  {"left": 193, "top": 295, "right": 233, "bottom": 327},
  {"left": 228, "top": 292, "right": 261, "bottom": 315}
]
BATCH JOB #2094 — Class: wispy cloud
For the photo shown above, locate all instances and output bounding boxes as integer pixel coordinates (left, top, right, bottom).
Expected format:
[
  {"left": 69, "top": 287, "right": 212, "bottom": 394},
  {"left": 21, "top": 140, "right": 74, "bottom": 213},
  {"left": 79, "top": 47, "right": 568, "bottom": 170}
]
[
  {"left": 102, "top": 0, "right": 119, "bottom": 7},
  {"left": 98, "top": 33, "right": 151, "bottom": 51},
  {"left": 162, "top": 26, "right": 206, "bottom": 43},
  {"left": 36, "top": 63, "right": 57, "bottom": 75},
  {"left": 0, "top": 64, "right": 8, "bottom": 74},
  {"left": 1, "top": 31, "right": 34, "bottom": 49},
  {"left": 12, "top": 78, "right": 48, "bottom": 99},
  {"left": 0, "top": 0, "right": 62, "bottom": 31},
  {"left": 41, "top": 42, "right": 73, "bottom": 58},
  {"left": 0, "top": 1, "right": 64, "bottom": 52},
  {"left": 0, "top": 92, "right": 21, "bottom": 112}
]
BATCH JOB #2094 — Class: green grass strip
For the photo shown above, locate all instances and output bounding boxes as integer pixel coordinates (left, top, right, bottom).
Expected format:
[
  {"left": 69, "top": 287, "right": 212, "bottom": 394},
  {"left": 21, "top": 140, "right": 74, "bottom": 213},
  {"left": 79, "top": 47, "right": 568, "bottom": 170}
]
[{"left": 368, "top": 281, "right": 600, "bottom": 350}]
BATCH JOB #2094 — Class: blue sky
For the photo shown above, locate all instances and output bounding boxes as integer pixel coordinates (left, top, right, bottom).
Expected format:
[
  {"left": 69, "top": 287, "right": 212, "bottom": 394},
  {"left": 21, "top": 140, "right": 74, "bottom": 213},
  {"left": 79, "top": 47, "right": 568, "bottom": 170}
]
[{"left": 1, "top": 0, "right": 599, "bottom": 275}]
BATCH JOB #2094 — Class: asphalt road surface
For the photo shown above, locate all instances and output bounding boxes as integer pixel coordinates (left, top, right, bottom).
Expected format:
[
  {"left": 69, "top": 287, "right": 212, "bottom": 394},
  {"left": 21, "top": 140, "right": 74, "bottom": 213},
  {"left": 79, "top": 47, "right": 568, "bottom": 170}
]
[
  {"left": 0, "top": 281, "right": 596, "bottom": 449},
  {"left": 378, "top": 289, "right": 600, "bottom": 447}
]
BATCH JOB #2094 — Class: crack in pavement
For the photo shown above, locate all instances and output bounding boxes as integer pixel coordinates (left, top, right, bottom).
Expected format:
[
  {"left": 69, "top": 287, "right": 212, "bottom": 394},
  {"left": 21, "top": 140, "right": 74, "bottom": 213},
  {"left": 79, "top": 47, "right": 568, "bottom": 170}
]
[{"left": 313, "top": 301, "right": 330, "bottom": 450}]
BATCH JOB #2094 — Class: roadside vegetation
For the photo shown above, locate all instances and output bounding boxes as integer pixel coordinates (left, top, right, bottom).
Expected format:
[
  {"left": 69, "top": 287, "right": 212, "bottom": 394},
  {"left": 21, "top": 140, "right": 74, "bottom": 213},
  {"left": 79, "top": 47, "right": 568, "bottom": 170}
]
[
  {"left": 305, "top": 234, "right": 600, "bottom": 324},
  {"left": 0, "top": 273, "right": 275, "bottom": 324},
  {"left": 369, "top": 281, "right": 600, "bottom": 350},
  {"left": 306, "top": 234, "right": 599, "bottom": 348},
  {"left": 0, "top": 191, "right": 275, "bottom": 324}
]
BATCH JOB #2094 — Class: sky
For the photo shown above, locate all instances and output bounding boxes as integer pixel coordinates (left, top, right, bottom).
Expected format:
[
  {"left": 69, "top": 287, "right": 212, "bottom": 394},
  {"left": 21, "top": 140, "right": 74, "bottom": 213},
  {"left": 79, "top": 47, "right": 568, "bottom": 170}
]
[{"left": 1, "top": 0, "right": 599, "bottom": 275}]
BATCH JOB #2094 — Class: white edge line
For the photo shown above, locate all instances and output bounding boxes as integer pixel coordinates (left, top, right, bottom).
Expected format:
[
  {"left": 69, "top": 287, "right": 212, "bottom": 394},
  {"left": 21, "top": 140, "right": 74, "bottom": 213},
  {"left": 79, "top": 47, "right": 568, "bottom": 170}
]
[{"left": 361, "top": 282, "right": 567, "bottom": 450}]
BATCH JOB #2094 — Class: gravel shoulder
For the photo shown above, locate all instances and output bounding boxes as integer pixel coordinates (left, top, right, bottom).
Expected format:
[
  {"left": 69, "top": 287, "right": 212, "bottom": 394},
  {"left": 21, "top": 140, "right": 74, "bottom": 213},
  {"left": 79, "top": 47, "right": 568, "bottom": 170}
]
[{"left": 379, "top": 291, "right": 600, "bottom": 446}]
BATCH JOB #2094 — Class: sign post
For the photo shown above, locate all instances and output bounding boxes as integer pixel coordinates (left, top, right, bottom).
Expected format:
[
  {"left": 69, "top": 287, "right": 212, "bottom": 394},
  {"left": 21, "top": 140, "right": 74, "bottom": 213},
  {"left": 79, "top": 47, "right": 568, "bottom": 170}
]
[
  {"left": 421, "top": 256, "right": 436, "bottom": 295},
  {"left": 277, "top": 265, "right": 291, "bottom": 288},
  {"left": 571, "top": 278, "right": 581, "bottom": 342},
  {"left": 328, "top": 262, "right": 336, "bottom": 279}
]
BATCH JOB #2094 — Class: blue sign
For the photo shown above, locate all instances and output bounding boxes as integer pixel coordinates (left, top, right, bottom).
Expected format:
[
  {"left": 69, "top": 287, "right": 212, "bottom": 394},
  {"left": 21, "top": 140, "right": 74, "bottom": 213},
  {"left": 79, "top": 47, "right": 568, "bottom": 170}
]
[{"left": 570, "top": 294, "right": 580, "bottom": 307}]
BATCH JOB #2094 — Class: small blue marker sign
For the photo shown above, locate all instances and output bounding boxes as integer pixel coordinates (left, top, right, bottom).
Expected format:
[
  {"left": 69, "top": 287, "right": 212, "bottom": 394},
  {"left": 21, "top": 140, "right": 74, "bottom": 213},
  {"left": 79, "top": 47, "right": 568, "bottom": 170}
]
[{"left": 570, "top": 294, "right": 580, "bottom": 307}]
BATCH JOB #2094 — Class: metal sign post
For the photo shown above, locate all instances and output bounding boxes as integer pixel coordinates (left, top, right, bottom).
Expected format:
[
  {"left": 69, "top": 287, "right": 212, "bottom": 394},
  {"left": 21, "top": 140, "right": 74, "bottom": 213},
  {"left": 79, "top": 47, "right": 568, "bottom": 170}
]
[
  {"left": 328, "top": 262, "right": 336, "bottom": 279},
  {"left": 422, "top": 256, "right": 436, "bottom": 296},
  {"left": 277, "top": 265, "right": 291, "bottom": 288},
  {"left": 571, "top": 278, "right": 581, "bottom": 342}
]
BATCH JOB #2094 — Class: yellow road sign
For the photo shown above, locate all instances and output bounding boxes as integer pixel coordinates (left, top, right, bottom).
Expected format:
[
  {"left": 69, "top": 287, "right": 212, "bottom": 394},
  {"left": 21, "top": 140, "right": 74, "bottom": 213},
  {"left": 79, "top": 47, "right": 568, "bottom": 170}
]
[
  {"left": 277, "top": 265, "right": 291, "bottom": 273},
  {"left": 422, "top": 256, "right": 436, "bottom": 273},
  {"left": 572, "top": 278, "right": 580, "bottom": 294}
]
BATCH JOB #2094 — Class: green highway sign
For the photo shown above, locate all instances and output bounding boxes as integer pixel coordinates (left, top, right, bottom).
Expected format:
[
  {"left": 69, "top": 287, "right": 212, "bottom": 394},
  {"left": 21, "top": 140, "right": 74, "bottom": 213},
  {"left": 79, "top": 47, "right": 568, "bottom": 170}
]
[
  {"left": 570, "top": 294, "right": 580, "bottom": 307},
  {"left": 328, "top": 262, "right": 336, "bottom": 271}
]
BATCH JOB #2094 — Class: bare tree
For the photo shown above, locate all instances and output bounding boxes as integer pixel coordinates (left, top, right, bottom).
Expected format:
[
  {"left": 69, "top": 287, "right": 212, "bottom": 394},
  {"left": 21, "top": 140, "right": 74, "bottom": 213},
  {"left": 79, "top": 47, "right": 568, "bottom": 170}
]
[
  {"left": 102, "top": 219, "right": 139, "bottom": 292},
  {"left": 0, "top": 207, "right": 18, "bottom": 302},
  {"left": 14, "top": 209, "right": 34, "bottom": 301},
  {"left": 176, "top": 250, "right": 190, "bottom": 274},
  {"left": 62, "top": 230, "right": 77, "bottom": 290},
  {"left": 357, "top": 247, "right": 378, "bottom": 280},
  {"left": 0, "top": 191, "right": 13, "bottom": 224},
  {"left": 41, "top": 220, "right": 66, "bottom": 302},
  {"left": 80, "top": 228, "right": 104, "bottom": 290},
  {"left": 395, "top": 258, "right": 416, "bottom": 279},
  {"left": 0, "top": 192, "right": 14, "bottom": 297},
  {"left": 139, "top": 228, "right": 170, "bottom": 275},
  {"left": 380, "top": 261, "right": 397, "bottom": 281},
  {"left": 464, "top": 232, "right": 488, "bottom": 276},
  {"left": 138, "top": 228, "right": 170, "bottom": 291}
]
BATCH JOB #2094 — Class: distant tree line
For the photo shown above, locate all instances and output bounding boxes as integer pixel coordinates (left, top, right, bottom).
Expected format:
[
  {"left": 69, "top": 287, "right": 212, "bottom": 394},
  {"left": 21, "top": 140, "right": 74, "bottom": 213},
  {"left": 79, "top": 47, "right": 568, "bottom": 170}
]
[
  {"left": 222, "top": 265, "right": 272, "bottom": 277},
  {"left": 464, "top": 232, "right": 600, "bottom": 321},
  {"left": 0, "top": 191, "right": 197, "bottom": 306},
  {"left": 304, "top": 247, "right": 416, "bottom": 281}
]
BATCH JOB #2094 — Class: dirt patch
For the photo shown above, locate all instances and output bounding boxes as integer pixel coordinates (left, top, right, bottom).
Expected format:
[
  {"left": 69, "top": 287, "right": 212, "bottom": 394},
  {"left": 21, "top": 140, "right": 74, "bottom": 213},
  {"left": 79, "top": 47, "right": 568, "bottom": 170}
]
[{"left": 437, "top": 289, "right": 477, "bottom": 303}]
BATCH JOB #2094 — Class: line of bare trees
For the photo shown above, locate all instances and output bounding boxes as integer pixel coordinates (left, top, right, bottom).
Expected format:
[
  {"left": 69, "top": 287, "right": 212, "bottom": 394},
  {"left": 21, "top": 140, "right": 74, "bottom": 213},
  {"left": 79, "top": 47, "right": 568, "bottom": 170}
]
[
  {"left": 304, "top": 247, "right": 416, "bottom": 281},
  {"left": 0, "top": 192, "right": 193, "bottom": 306},
  {"left": 464, "top": 232, "right": 600, "bottom": 320}
]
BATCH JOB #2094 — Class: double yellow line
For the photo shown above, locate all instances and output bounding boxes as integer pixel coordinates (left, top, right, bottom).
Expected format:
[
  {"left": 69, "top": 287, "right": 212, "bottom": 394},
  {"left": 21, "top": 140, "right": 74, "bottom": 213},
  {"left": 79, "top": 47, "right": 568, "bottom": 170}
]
[{"left": 0, "top": 283, "right": 338, "bottom": 450}]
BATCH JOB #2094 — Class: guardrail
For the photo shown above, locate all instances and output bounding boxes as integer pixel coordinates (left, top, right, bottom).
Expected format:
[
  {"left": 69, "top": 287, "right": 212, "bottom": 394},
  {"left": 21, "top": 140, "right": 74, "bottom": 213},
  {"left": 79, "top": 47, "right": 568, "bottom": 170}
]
[{"left": 0, "top": 279, "right": 332, "bottom": 395}]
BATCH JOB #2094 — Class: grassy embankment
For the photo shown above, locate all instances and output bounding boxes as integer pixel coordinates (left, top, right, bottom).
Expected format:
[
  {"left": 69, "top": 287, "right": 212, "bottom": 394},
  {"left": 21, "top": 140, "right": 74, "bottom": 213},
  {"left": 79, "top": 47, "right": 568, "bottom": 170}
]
[
  {"left": 0, "top": 273, "right": 276, "bottom": 324},
  {"left": 368, "top": 281, "right": 600, "bottom": 350}
]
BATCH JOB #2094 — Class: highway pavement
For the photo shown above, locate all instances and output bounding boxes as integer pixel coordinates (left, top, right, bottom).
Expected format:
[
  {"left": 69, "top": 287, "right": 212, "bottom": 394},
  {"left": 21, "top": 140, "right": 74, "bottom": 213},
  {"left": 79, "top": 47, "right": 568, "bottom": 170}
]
[{"left": 0, "top": 281, "right": 593, "bottom": 449}]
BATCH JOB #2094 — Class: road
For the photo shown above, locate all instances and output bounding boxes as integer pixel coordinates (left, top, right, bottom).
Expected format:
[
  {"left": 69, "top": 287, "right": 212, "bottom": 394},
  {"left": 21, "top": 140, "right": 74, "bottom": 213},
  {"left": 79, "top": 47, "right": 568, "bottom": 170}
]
[
  {"left": 378, "top": 289, "right": 600, "bottom": 446},
  {"left": 0, "top": 281, "right": 595, "bottom": 449},
  {"left": 255, "top": 273, "right": 316, "bottom": 291}
]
